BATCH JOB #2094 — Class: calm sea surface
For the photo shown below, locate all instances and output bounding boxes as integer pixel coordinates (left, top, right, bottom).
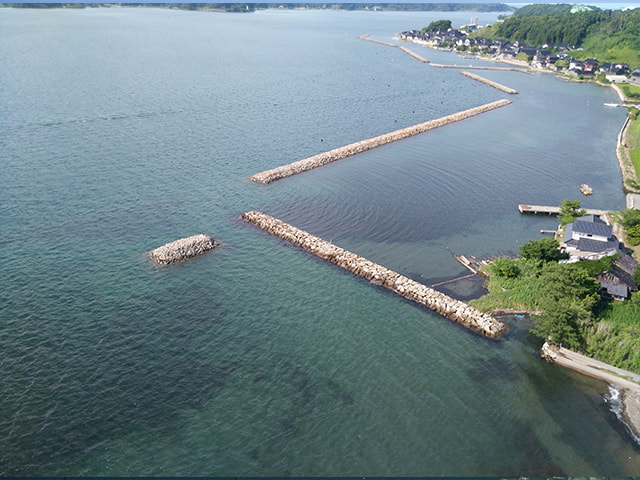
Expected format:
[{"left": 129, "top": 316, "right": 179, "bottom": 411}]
[{"left": 1, "top": 7, "right": 639, "bottom": 476}]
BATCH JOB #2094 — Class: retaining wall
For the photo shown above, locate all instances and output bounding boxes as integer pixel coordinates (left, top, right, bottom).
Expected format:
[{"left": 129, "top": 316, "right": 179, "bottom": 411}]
[
  {"left": 250, "top": 99, "right": 511, "bottom": 184},
  {"left": 242, "top": 210, "right": 507, "bottom": 339},
  {"left": 149, "top": 234, "right": 218, "bottom": 265},
  {"left": 461, "top": 71, "right": 518, "bottom": 94}
]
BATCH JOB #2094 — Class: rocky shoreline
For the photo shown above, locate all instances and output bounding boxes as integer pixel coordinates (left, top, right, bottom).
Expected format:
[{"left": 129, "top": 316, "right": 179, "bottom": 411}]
[{"left": 541, "top": 342, "right": 640, "bottom": 443}]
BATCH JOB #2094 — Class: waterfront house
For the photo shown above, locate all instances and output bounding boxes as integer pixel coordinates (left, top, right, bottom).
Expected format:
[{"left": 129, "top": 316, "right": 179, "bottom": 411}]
[{"left": 562, "top": 215, "right": 620, "bottom": 258}]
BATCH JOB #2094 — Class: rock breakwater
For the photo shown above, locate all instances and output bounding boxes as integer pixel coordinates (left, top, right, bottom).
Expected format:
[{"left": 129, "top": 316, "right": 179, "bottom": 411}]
[
  {"left": 242, "top": 211, "right": 507, "bottom": 339},
  {"left": 251, "top": 99, "right": 511, "bottom": 184},
  {"left": 149, "top": 234, "right": 218, "bottom": 265},
  {"left": 461, "top": 71, "right": 518, "bottom": 94}
]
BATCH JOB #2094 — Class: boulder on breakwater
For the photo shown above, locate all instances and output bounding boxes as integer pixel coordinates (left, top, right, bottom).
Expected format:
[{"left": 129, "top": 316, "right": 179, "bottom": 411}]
[
  {"left": 148, "top": 234, "right": 218, "bottom": 265},
  {"left": 250, "top": 99, "right": 511, "bottom": 184},
  {"left": 241, "top": 210, "right": 507, "bottom": 339}
]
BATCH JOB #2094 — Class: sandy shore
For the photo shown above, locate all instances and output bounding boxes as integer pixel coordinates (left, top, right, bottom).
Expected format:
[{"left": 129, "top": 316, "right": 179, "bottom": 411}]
[{"left": 541, "top": 342, "right": 640, "bottom": 442}]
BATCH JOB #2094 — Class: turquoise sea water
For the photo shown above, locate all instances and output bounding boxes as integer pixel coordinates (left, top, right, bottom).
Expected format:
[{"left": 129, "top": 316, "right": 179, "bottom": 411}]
[{"left": 1, "top": 7, "right": 639, "bottom": 476}]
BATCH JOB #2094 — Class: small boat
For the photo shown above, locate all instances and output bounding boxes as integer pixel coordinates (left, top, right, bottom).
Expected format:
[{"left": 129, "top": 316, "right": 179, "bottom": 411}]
[{"left": 604, "top": 103, "right": 620, "bottom": 107}]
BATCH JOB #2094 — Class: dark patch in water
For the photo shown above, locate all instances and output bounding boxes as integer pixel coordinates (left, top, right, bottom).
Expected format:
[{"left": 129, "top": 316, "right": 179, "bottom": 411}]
[
  {"left": 325, "top": 378, "right": 354, "bottom": 405},
  {"left": 507, "top": 420, "right": 564, "bottom": 476},
  {"left": 466, "top": 355, "right": 520, "bottom": 384}
]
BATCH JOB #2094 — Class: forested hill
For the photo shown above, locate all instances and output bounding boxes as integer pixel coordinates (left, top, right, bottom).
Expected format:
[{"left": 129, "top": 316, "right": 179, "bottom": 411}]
[{"left": 476, "top": 4, "right": 640, "bottom": 66}]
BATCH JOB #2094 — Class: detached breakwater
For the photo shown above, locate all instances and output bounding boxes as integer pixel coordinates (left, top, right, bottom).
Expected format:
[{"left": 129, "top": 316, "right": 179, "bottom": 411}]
[
  {"left": 461, "top": 71, "right": 518, "bottom": 94},
  {"left": 251, "top": 99, "right": 511, "bottom": 184},
  {"left": 242, "top": 211, "right": 507, "bottom": 339},
  {"left": 149, "top": 234, "right": 218, "bottom": 265}
]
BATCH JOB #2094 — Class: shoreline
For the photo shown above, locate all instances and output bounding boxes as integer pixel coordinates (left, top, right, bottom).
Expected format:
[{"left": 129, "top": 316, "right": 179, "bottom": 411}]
[{"left": 541, "top": 342, "right": 640, "bottom": 443}]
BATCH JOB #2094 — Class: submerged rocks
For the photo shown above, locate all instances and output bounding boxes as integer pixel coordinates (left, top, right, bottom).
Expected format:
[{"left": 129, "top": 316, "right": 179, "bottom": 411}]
[
  {"left": 242, "top": 210, "right": 507, "bottom": 339},
  {"left": 250, "top": 99, "right": 512, "bottom": 184},
  {"left": 149, "top": 234, "right": 218, "bottom": 265}
]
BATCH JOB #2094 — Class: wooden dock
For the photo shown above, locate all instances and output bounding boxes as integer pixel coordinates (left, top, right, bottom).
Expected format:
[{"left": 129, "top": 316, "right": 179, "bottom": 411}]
[{"left": 518, "top": 204, "right": 609, "bottom": 216}]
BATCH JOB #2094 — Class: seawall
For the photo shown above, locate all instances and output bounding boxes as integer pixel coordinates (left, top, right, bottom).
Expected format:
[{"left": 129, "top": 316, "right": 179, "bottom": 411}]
[
  {"left": 149, "top": 234, "right": 218, "bottom": 265},
  {"left": 251, "top": 99, "right": 512, "bottom": 184},
  {"left": 242, "top": 210, "right": 507, "bottom": 339},
  {"left": 461, "top": 71, "right": 518, "bottom": 94}
]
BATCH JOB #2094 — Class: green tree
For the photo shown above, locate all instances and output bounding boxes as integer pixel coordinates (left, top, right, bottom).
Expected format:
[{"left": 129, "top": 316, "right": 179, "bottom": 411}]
[
  {"left": 533, "top": 301, "right": 585, "bottom": 349},
  {"left": 633, "top": 264, "right": 640, "bottom": 285},
  {"left": 559, "top": 199, "right": 586, "bottom": 225},
  {"left": 520, "top": 237, "right": 569, "bottom": 263},
  {"left": 422, "top": 19, "right": 452, "bottom": 32},
  {"left": 491, "top": 257, "right": 521, "bottom": 278},
  {"left": 620, "top": 208, "right": 640, "bottom": 229},
  {"left": 632, "top": 290, "right": 640, "bottom": 308},
  {"left": 627, "top": 224, "right": 640, "bottom": 246},
  {"left": 540, "top": 262, "right": 600, "bottom": 310}
]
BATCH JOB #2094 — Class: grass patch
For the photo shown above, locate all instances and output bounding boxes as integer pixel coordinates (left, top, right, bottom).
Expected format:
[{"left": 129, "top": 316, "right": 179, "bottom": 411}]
[
  {"left": 585, "top": 302, "right": 640, "bottom": 373},
  {"left": 621, "top": 84, "right": 640, "bottom": 101}
]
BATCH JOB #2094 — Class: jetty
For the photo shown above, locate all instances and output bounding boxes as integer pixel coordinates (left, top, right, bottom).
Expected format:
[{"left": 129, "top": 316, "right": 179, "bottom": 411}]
[
  {"left": 251, "top": 99, "right": 512, "bottom": 184},
  {"left": 148, "top": 234, "right": 218, "bottom": 265},
  {"left": 242, "top": 211, "right": 507, "bottom": 339},
  {"left": 518, "top": 204, "right": 609, "bottom": 216},
  {"left": 460, "top": 71, "right": 518, "bottom": 94},
  {"left": 359, "top": 35, "right": 430, "bottom": 62}
]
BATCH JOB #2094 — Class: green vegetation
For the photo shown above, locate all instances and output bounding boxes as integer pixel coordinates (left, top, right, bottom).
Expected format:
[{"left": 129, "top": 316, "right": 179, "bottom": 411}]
[
  {"left": 473, "top": 6, "right": 640, "bottom": 68},
  {"left": 520, "top": 237, "right": 569, "bottom": 263},
  {"left": 585, "top": 301, "right": 640, "bottom": 372},
  {"left": 472, "top": 242, "right": 640, "bottom": 372},
  {"left": 509, "top": 3, "right": 583, "bottom": 17},
  {"left": 619, "top": 208, "right": 640, "bottom": 246},
  {"left": 621, "top": 84, "right": 640, "bottom": 101},
  {"left": 623, "top": 111, "right": 640, "bottom": 192},
  {"left": 558, "top": 199, "right": 586, "bottom": 226},
  {"left": 422, "top": 20, "right": 452, "bottom": 33}
]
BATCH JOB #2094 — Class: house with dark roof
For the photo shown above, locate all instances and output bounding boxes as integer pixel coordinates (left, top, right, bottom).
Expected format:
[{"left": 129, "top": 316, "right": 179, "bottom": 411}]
[{"left": 562, "top": 215, "right": 620, "bottom": 258}]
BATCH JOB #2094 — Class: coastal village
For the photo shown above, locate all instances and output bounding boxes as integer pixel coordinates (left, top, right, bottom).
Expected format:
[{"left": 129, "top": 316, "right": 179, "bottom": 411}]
[{"left": 398, "top": 24, "right": 640, "bottom": 83}]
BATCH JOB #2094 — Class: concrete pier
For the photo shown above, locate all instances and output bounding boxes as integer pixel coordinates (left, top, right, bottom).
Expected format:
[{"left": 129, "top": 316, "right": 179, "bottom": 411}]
[
  {"left": 251, "top": 99, "right": 512, "bottom": 184},
  {"left": 518, "top": 204, "right": 609, "bottom": 216},
  {"left": 149, "top": 234, "right": 218, "bottom": 265},
  {"left": 461, "top": 71, "right": 518, "bottom": 94},
  {"left": 242, "top": 211, "right": 507, "bottom": 339}
]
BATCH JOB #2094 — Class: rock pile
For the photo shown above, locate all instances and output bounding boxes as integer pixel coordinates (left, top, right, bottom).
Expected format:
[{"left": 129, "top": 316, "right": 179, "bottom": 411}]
[
  {"left": 461, "top": 71, "right": 519, "bottom": 94},
  {"left": 242, "top": 210, "right": 507, "bottom": 339},
  {"left": 250, "top": 99, "right": 512, "bottom": 184},
  {"left": 149, "top": 234, "right": 218, "bottom": 265}
]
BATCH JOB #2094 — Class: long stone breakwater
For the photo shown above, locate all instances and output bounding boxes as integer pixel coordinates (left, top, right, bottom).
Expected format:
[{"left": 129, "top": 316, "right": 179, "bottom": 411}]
[
  {"left": 242, "top": 211, "right": 507, "bottom": 339},
  {"left": 250, "top": 99, "right": 511, "bottom": 184},
  {"left": 461, "top": 71, "right": 518, "bottom": 94},
  {"left": 359, "top": 35, "right": 429, "bottom": 62},
  {"left": 149, "top": 234, "right": 218, "bottom": 265}
]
